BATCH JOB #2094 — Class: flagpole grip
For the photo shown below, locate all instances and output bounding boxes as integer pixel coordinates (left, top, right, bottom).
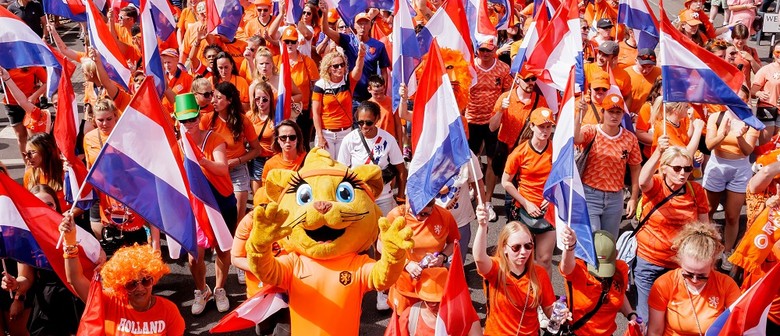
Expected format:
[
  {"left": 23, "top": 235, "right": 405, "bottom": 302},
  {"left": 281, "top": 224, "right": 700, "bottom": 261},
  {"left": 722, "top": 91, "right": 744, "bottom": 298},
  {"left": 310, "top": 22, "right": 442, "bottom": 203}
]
[
  {"left": 57, "top": 170, "right": 90, "bottom": 250},
  {"left": 467, "top": 156, "right": 485, "bottom": 207},
  {"left": 1, "top": 259, "right": 12, "bottom": 298},
  {"left": 662, "top": 103, "right": 667, "bottom": 136}
]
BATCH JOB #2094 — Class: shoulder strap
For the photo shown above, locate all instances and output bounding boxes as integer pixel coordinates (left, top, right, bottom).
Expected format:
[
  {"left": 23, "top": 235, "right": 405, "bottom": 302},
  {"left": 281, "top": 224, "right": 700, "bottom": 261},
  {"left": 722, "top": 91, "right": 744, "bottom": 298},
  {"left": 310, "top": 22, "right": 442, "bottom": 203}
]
[
  {"left": 408, "top": 302, "right": 422, "bottom": 336},
  {"left": 631, "top": 183, "right": 687, "bottom": 239},
  {"left": 570, "top": 279, "right": 611, "bottom": 331},
  {"left": 589, "top": 101, "right": 601, "bottom": 123},
  {"left": 258, "top": 116, "right": 271, "bottom": 142},
  {"left": 357, "top": 131, "right": 377, "bottom": 163},
  {"left": 715, "top": 111, "right": 725, "bottom": 128}
]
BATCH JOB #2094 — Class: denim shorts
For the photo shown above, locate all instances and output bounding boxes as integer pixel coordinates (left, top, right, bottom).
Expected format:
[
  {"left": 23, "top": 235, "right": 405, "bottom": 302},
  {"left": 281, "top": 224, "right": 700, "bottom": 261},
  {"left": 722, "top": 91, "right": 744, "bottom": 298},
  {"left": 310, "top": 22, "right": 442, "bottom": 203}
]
[
  {"left": 230, "top": 164, "right": 251, "bottom": 192},
  {"left": 248, "top": 156, "right": 269, "bottom": 181}
]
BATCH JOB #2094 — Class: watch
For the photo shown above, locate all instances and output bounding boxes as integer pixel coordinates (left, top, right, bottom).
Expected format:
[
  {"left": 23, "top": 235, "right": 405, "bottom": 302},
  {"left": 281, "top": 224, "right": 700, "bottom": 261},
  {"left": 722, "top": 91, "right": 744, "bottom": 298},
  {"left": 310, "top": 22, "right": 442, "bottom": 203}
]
[{"left": 13, "top": 294, "right": 25, "bottom": 301}]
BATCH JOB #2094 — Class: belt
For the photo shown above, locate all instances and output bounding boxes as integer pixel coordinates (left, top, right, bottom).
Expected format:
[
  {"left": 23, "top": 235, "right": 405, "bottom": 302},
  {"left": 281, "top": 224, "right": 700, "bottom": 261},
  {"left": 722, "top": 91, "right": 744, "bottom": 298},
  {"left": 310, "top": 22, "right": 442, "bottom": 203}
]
[{"left": 326, "top": 126, "right": 352, "bottom": 132}]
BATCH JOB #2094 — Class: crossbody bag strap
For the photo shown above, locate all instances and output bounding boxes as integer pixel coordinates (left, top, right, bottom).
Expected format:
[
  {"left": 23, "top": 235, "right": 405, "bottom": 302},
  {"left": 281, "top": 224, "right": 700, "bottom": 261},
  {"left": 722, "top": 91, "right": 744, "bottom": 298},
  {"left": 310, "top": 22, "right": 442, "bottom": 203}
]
[
  {"left": 630, "top": 183, "right": 687, "bottom": 239},
  {"left": 589, "top": 101, "right": 601, "bottom": 123},
  {"left": 408, "top": 302, "right": 422, "bottom": 336},
  {"left": 569, "top": 279, "right": 611, "bottom": 331},
  {"left": 257, "top": 117, "right": 271, "bottom": 142},
  {"left": 357, "top": 131, "right": 377, "bottom": 164}
]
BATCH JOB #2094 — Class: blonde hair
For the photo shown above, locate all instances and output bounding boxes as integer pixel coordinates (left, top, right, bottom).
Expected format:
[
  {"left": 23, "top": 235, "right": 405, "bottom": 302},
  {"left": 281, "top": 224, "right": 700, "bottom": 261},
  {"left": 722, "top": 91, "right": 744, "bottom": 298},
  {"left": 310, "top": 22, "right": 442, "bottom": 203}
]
[
  {"left": 93, "top": 98, "right": 118, "bottom": 116},
  {"left": 495, "top": 221, "right": 542, "bottom": 308},
  {"left": 100, "top": 244, "right": 170, "bottom": 300},
  {"left": 253, "top": 47, "right": 276, "bottom": 81},
  {"left": 319, "top": 50, "right": 347, "bottom": 82},
  {"left": 659, "top": 146, "right": 692, "bottom": 167},
  {"left": 191, "top": 77, "right": 213, "bottom": 92},
  {"left": 664, "top": 102, "right": 690, "bottom": 116},
  {"left": 80, "top": 57, "right": 97, "bottom": 79},
  {"left": 672, "top": 221, "right": 723, "bottom": 264}
]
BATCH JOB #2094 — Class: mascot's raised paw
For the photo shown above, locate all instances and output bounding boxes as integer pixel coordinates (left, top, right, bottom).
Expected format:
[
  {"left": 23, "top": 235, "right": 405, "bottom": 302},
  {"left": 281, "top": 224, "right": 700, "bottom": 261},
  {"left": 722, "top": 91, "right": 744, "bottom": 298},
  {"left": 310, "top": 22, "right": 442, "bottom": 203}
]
[
  {"left": 379, "top": 216, "right": 413, "bottom": 264},
  {"left": 247, "top": 203, "right": 290, "bottom": 256}
]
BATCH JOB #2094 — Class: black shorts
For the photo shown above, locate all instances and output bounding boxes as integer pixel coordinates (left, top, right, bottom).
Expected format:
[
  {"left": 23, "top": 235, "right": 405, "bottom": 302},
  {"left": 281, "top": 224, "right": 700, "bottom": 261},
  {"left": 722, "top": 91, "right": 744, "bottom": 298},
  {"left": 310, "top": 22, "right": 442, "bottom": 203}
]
[
  {"left": 467, "top": 123, "right": 498, "bottom": 156},
  {"left": 4, "top": 104, "right": 25, "bottom": 126}
]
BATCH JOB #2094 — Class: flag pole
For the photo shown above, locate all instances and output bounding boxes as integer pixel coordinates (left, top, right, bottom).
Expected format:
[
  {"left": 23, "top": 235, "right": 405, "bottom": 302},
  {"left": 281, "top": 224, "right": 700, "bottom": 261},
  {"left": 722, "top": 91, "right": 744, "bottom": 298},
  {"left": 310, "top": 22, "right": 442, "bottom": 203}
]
[
  {"left": 659, "top": 0, "right": 666, "bottom": 136},
  {"left": 467, "top": 156, "right": 485, "bottom": 207},
  {"left": 55, "top": 174, "right": 91, "bottom": 249}
]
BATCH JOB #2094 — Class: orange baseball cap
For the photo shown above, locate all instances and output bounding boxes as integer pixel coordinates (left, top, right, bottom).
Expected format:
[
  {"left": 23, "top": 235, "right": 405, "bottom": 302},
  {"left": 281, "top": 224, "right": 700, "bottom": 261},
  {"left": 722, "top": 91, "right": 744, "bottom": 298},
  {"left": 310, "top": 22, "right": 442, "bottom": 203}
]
[
  {"left": 602, "top": 93, "right": 625, "bottom": 111},
  {"left": 529, "top": 107, "right": 556, "bottom": 126},
  {"left": 327, "top": 8, "right": 340, "bottom": 24},
  {"left": 255, "top": 0, "right": 272, "bottom": 7},
  {"left": 591, "top": 72, "right": 610, "bottom": 90},
  {"left": 354, "top": 12, "right": 371, "bottom": 23},
  {"left": 679, "top": 9, "right": 702, "bottom": 25},
  {"left": 281, "top": 26, "right": 299, "bottom": 41}
]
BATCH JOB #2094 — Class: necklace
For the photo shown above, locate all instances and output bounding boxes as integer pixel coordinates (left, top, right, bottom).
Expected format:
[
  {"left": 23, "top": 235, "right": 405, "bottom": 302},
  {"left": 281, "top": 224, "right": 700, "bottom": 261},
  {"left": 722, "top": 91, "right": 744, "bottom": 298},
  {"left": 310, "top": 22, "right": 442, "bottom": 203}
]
[{"left": 682, "top": 274, "right": 704, "bottom": 336}]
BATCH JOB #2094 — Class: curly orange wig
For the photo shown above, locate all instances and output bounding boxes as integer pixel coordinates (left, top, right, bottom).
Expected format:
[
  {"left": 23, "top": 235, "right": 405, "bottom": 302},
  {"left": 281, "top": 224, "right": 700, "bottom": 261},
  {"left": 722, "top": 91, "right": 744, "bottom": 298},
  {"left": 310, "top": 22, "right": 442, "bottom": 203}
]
[
  {"left": 100, "top": 244, "right": 170, "bottom": 299},
  {"left": 413, "top": 47, "right": 472, "bottom": 111}
]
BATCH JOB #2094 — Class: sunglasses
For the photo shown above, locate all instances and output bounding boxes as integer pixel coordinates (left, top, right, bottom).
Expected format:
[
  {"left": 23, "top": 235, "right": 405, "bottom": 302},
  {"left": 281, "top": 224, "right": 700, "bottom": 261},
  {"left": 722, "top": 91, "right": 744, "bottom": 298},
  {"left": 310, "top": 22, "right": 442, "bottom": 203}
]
[
  {"left": 196, "top": 91, "right": 214, "bottom": 99},
  {"left": 303, "top": 11, "right": 312, "bottom": 16},
  {"left": 668, "top": 165, "right": 694, "bottom": 173},
  {"left": 258, "top": 8, "right": 269, "bottom": 13},
  {"left": 638, "top": 54, "right": 656, "bottom": 62},
  {"left": 278, "top": 134, "right": 298, "bottom": 142},
  {"left": 478, "top": 48, "right": 494, "bottom": 53},
  {"left": 179, "top": 116, "right": 199, "bottom": 124},
  {"left": 284, "top": 40, "right": 298, "bottom": 45},
  {"left": 357, "top": 120, "right": 374, "bottom": 126},
  {"left": 681, "top": 271, "right": 709, "bottom": 281},
  {"left": 509, "top": 242, "right": 535, "bottom": 253},
  {"left": 331, "top": 63, "right": 345, "bottom": 69},
  {"left": 22, "top": 150, "right": 38, "bottom": 158},
  {"left": 338, "top": 25, "right": 348, "bottom": 29},
  {"left": 522, "top": 76, "right": 537, "bottom": 82},
  {"left": 774, "top": 51, "right": 780, "bottom": 56},
  {"left": 256, "top": 97, "right": 269, "bottom": 103},
  {"left": 593, "top": 87, "right": 608, "bottom": 93},
  {"left": 124, "top": 276, "right": 154, "bottom": 291}
]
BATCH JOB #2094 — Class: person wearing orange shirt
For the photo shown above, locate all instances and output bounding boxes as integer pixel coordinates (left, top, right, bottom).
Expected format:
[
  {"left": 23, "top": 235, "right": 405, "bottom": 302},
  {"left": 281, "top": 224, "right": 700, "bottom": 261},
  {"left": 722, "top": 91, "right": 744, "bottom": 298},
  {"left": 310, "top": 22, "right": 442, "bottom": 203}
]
[
  {"left": 275, "top": 26, "right": 320, "bottom": 146},
  {"left": 584, "top": 41, "right": 632, "bottom": 103},
  {"left": 367, "top": 75, "right": 403, "bottom": 146},
  {"left": 0, "top": 65, "right": 46, "bottom": 158},
  {"left": 109, "top": 6, "right": 142, "bottom": 68},
  {"left": 249, "top": 46, "right": 304, "bottom": 112},
  {"left": 177, "top": 0, "right": 199, "bottom": 58},
  {"left": 474, "top": 207, "right": 556, "bottom": 335},
  {"left": 212, "top": 52, "right": 251, "bottom": 111},
  {"left": 752, "top": 41, "right": 780, "bottom": 143},
  {"left": 160, "top": 49, "right": 193, "bottom": 114},
  {"left": 635, "top": 78, "right": 663, "bottom": 159},
  {"left": 617, "top": 29, "right": 639, "bottom": 68},
  {"left": 559, "top": 228, "right": 637, "bottom": 335},
  {"left": 22, "top": 133, "right": 66, "bottom": 211},
  {"left": 732, "top": 23, "right": 761, "bottom": 82},
  {"left": 625, "top": 49, "right": 661, "bottom": 115},
  {"left": 501, "top": 108, "right": 556, "bottom": 275},
  {"left": 647, "top": 222, "right": 740, "bottom": 336},
  {"left": 192, "top": 77, "right": 216, "bottom": 113},
  {"left": 247, "top": 82, "right": 276, "bottom": 193},
  {"left": 592, "top": 18, "right": 616, "bottom": 47},
  {"left": 651, "top": 102, "right": 705, "bottom": 157},
  {"left": 261, "top": 120, "right": 307, "bottom": 183},
  {"left": 244, "top": 0, "right": 277, "bottom": 53},
  {"left": 677, "top": 10, "right": 709, "bottom": 47},
  {"left": 580, "top": 73, "right": 612, "bottom": 125},
  {"left": 635, "top": 141, "right": 710, "bottom": 322},
  {"left": 239, "top": 36, "right": 264, "bottom": 80}
]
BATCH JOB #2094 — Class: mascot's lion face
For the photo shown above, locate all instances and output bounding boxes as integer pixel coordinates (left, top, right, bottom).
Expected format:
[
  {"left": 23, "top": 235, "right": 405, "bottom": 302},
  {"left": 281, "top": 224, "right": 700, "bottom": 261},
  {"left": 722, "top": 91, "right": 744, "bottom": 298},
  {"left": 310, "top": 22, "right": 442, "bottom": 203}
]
[
  {"left": 414, "top": 47, "right": 472, "bottom": 112},
  {"left": 265, "top": 149, "right": 384, "bottom": 259}
]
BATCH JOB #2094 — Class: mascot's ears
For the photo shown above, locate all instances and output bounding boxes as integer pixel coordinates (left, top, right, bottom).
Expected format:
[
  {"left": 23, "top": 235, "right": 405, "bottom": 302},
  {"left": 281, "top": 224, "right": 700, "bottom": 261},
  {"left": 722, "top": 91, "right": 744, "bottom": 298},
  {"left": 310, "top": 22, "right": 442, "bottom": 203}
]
[
  {"left": 265, "top": 169, "right": 294, "bottom": 202},
  {"left": 263, "top": 165, "right": 386, "bottom": 203},
  {"left": 352, "top": 164, "right": 384, "bottom": 200}
]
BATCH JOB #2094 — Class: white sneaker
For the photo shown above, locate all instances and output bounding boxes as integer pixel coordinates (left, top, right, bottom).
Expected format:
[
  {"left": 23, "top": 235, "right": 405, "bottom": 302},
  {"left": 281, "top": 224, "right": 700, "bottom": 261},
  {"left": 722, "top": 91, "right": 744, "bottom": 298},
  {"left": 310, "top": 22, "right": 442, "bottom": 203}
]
[
  {"left": 721, "top": 251, "right": 734, "bottom": 271},
  {"left": 214, "top": 287, "right": 230, "bottom": 313},
  {"left": 376, "top": 291, "right": 390, "bottom": 311},
  {"left": 237, "top": 269, "right": 246, "bottom": 285},
  {"left": 191, "top": 285, "right": 212, "bottom": 315},
  {"left": 487, "top": 202, "right": 498, "bottom": 222}
]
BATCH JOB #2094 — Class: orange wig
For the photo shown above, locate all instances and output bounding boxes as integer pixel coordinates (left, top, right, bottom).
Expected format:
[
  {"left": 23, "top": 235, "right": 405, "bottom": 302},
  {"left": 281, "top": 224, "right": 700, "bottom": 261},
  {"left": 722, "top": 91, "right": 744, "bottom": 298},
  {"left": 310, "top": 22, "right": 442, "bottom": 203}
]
[{"left": 100, "top": 244, "right": 170, "bottom": 299}]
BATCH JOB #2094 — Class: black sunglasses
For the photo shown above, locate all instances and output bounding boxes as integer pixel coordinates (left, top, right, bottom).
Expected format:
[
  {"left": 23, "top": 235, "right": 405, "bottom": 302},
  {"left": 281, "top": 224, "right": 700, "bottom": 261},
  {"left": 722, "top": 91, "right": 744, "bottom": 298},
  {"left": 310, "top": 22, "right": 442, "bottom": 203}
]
[
  {"left": 594, "top": 87, "right": 608, "bottom": 92},
  {"left": 124, "top": 276, "right": 154, "bottom": 290},
  {"left": 303, "top": 11, "right": 312, "bottom": 16},
  {"left": 509, "top": 242, "right": 535, "bottom": 253},
  {"left": 284, "top": 40, "right": 298, "bottom": 45},
  {"left": 522, "top": 76, "right": 537, "bottom": 82},
  {"left": 478, "top": 47, "right": 494, "bottom": 53},
  {"left": 179, "top": 116, "right": 199, "bottom": 124},
  {"left": 357, "top": 120, "right": 374, "bottom": 126},
  {"left": 196, "top": 91, "right": 214, "bottom": 99},
  {"left": 255, "top": 97, "right": 269, "bottom": 103},
  {"left": 638, "top": 54, "right": 657, "bottom": 62},
  {"left": 668, "top": 165, "right": 694, "bottom": 173},
  {"left": 258, "top": 8, "right": 269, "bottom": 12},
  {"left": 331, "top": 63, "right": 345, "bottom": 69},
  {"left": 278, "top": 134, "right": 297, "bottom": 142},
  {"left": 681, "top": 271, "right": 709, "bottom": 281}
]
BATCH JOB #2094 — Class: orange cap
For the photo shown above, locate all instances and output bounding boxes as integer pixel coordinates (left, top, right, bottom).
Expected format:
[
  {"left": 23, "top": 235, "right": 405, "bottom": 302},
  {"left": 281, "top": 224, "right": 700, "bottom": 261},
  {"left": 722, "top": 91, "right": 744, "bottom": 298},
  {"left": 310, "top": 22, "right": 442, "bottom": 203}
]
[
  {"left": 591, "top": 72, "right": 610, "bottom": 90},
  {"left": 354, "top": 12, "right": 371, "bottom": 23},
  {"left": 254, "top": 0, "right": 272, "bottom": 7},
  {"left": 529, "top": 107, "right": 556, "bottom": 126},
  {"left": 327, "top": 8, "right": 340, "bottom": 24},
  {"left": 679, "top": 9, "right": 702, "bottom": 25},
  {"left": 601, "top": 93, "right": 625, "bottom": 111},
  {"left": 281, "top": 26, "right": 299, "bottom": 41},
  {"left": 415, "top": 268, "right": 447, "bottom": 303}
]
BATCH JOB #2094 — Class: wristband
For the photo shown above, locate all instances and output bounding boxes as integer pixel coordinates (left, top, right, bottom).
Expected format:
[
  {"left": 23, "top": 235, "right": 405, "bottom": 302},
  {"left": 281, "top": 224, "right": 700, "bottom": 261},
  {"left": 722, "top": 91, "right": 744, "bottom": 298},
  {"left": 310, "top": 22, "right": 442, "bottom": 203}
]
[
  {"left": 626, "top": 312, "right": 638, "bottom": 320},
  {"left": 566, "top": 244, "right": 576, "bottom": 251}
]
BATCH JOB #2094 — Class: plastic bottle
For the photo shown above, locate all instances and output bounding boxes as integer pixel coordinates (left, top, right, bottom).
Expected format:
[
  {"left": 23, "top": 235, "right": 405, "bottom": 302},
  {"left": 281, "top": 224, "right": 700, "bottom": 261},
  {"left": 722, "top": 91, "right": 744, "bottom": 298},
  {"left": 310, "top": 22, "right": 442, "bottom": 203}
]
[
  {"left": 547, "top": 296, "right": 568, "bottom": 334},
  {"left": 419, "top": 252, "right": 439, "bottom": 268}
]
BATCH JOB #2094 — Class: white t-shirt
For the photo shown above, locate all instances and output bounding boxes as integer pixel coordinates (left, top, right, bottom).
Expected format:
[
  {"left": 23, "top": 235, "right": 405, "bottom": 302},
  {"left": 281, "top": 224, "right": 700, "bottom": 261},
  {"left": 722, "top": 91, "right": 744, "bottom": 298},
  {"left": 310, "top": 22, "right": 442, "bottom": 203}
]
[
  {"left": 434, "top": 152, "right": 482, "bottom": 228},
  {"left": 337, "top": 128, "right": 404, "bottom": 200}
]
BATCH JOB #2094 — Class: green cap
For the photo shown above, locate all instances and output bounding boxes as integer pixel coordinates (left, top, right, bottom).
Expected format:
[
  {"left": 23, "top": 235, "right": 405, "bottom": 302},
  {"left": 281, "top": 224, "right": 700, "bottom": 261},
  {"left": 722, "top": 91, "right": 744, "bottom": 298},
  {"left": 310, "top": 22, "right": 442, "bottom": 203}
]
[
  {"left": 174, "top": 93, "right": 200, "bottom": 120},
  {"left": 587, "top": 230, "right": 617, "bottom": 278}
]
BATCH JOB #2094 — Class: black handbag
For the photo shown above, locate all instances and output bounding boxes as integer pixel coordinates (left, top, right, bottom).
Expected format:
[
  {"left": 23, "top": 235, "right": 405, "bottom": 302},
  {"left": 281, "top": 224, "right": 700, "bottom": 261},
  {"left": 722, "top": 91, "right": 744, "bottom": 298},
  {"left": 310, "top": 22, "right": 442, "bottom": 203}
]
[
  {"left": 358, "top": 131, "right": 397, "bottom": 184},
  {"left": 507, "top": 201, "right": 553, "bottom": 232}
]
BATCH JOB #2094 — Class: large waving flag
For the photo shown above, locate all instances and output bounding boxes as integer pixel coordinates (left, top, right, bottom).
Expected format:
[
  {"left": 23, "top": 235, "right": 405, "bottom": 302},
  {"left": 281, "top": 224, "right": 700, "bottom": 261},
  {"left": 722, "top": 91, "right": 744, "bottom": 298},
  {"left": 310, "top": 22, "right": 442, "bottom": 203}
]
[
  {"left": 465, "top": 0, "right": 498, "bottom": 48},
  {"left": 525, "top": 0, "right": 583, "bottom": 92},
  {"left": 83, "top": 0, "right": 132, "bottom": 91},
  {"left": 491, "top": 0, "right": 515, "bottom": 30},
  {"left": 435, "top": 243, "right": 479, "bottom": 336},
  {"left": 407, "top": 40, "right": 471, "bottom": 215},
  {"left": 617, "top": 0, "right": 659, "bottom": 50},
  {"left": 705, "top": 264, "right": 780, "bottom": 336},
  {"left": 0, "top": 174, "right": 102, "bottom": 296},
  {"left": 510, "top": 1, "right": 549, "bottom": 75},
  {"left": 0, "top": 7, "right": 62, "bottom": 97},
  {"left": 417, "top": 0, "right": 477, "bottom": 86},
  {"left": 391, "top": 0, "right": 421, "bottom": 113},
  {"left": 147, "top": 0, "right": 177, "bottom": 40},
  {"left": 139, "top": 0, "right": 166, "bottom": 97},
  {"left": 275, "top": 39, "right": 292, "bottom": 124},
  {"left": 43, "top": 0, "right": 87, "bottom": 21},
  {"left": 210, "top": 286, "right": 288, "bottom": 333},
  {"left": 207, "top": 0, "right": 243, "bottom": 41},
  {"left": 179, "top": 125, "right": 234, "bottom": 252},
  {"left": 543, "top": 69, "right": 597, "bottom": 265},
  {"left": 658, "top": 0, "right": 763, "bottom": 130},
  {"left": 85, "top": 78, "right": 199, "bottom": 258},
  {"left": 284, "top": 0, "right": 305, "bottom": 24}
]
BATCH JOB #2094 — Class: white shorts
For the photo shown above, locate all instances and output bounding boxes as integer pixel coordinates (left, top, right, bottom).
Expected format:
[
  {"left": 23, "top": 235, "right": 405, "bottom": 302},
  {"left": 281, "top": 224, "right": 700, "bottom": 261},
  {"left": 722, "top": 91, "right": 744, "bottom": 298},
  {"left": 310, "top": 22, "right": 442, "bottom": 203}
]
[{"left": 702, "top": 155, "right": 752, "bottom": 193}]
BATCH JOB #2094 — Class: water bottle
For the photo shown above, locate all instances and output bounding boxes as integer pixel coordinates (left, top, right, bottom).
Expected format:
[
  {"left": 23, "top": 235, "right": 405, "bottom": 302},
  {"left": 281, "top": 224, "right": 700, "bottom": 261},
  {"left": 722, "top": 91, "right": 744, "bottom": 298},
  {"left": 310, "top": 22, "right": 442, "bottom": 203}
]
[
  {"left": 693, "top": 150, "right": 703, "bottom": 179},
  {"left": 546, "top": 296, "right": 568, "bottom": 334},
  {"left": 419, "top": 252, "right": 439, "bottom": 268}
]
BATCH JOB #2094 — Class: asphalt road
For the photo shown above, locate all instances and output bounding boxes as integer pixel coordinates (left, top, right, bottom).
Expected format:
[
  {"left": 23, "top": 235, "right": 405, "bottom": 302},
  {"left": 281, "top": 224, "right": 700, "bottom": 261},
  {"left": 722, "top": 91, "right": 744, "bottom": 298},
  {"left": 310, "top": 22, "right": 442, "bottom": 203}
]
[{"left": 0, "top": 1, "right": 766, "bottom": 334}]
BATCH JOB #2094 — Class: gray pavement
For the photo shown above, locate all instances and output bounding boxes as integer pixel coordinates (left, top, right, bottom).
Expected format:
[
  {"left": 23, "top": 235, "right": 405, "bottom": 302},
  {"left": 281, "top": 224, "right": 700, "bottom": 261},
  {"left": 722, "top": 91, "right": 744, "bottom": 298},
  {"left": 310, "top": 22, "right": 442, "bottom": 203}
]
[{"left": 0, "top": 1, "right": 759, "bottom": 334}]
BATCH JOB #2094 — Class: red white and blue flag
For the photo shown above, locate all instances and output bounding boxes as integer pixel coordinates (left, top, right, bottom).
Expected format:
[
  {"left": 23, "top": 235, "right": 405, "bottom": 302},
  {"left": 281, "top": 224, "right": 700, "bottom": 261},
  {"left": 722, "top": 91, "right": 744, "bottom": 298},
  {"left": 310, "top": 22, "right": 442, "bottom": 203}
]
[
  {"left": 139, "top": 0, "right": 166, "bottom": 97},
  {"left": 207, "top": 0, "right": 243, "bottom": 41},
  {"left": 276, "top": 39, "right": 292, "bottom": 124},
  {"left": 705, "top": 264, "right": 780, "bottom": 335},
  {"left": 0, "top": 174, "right": 102, "bottom": 295},
  {"left": 211, "top": 286, "right": 288, "bottom": 333},
  {"left": 43, "top": 0, "right": 87, "bottom": 21},
  {"left": 658, "top": 0, "right": 763, "bottom": 130},
  {"left": 179, "top": 125, "right": 234, "bottom": 252},
  {"left": 543, "top": 69, "right": 597, "bottom": 265},
  {"left": 465, "top": 0, "right": 498, "bottom": 48},
  {"left": 284, "top": 0, "right": 305, "bottom": 24},
  {"left": 390, "top": 0, "right": 421, "bottom": 113},
  {"left": 525, "top": 0, "right": 584, "bottom": 92},
  {"left": 0, "top": 7, "right": 62, "bottom": 97},
  {"left": 407, "top": 40, "right": 471, "bottom": 215},
  {"left": 85, "top": 78, "right": 199, "bottom": 258},
  {"left": 417, "top": 0, "right": 477, "bottom": 87},
  {"left": 510, "top": 0, "right": 549, "bottom": 75},
  {"left": 83, "top": 0, "right": 132, "bottom": 91},
  {"left": 146, "top": 0, "right": 177, "bottom": 40},
  {"left": 617, "top": 0, "right": 659, "bottom": 50},
  {"left": 490, "top": 0, "right": 515, "bottom": 30},
  {"left": 434, "top": 243, "right": 479, "bottom": 336}
]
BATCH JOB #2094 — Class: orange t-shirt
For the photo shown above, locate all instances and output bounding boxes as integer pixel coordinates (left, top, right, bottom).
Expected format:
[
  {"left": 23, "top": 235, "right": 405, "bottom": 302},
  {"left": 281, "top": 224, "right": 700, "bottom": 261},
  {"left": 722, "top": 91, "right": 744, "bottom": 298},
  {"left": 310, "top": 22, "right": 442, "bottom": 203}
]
[
  {"left": 261, "top": 153, "right": 306, "bottom": 182},
  {"left": 397, "top": 303, "right": 436, "bottom": 336},
  {"left": 233, "top": 213, "right": 262, "bottom": 297},
  {"left": 274, "top": 54, "right": 319, "bottom": 110},
  {"left": 651, "top": 118, "right": 691, "bottom": 154},
  {"left": 312, "top": 78, "right": 356, "bottom": 130},
  {"left": 5, "top": 67, "right": 46, "bottom": 106},
  {"left": 480, "top": 258, "right": 556, "bottom": 336},
  {"left": 274, "top": 253, "right": 377, "bottom": 335},
  {"left": 584, "top": 63, "right": 631, "bottom": 98},
  {"left": 504, "top": 140, "right": 552, "bottom": 207},
  {"left": 386, "top": 205, "right": 460, "bottom": 262},
  {"left": 636, "top": 176, "right": 709, "bottom": 269},
  {"left": 617, "top": 41, "right": 638, "bottom": 68},
  {"left": 581, "top": 98, "right": 604, "bottom": 126},
  {"left": 465, "top": 60, "right": 512, "bottom": 125},
  {"left": 493, "top": 90, "right": 547, "bottom": 146},
  {"left": 648, "top": 268, "right": 740, "bottom": 336},
  {"left": 199, "top": 130, "right": 233, "bottom": 197},
  {"left": 199, "top": 112, "right": 258, "bottom": 159},
  {"left": 23, "top": 169, "right": 66, "bottom": 210},
  {"left": 221, "top": 75, "right": 250, "bottom": 107},
  {"left": 625, "top": 65, "right": 661, "bottom": 114},
  {"left": 247, "top": 113, "right": 275, "bottom": 157},
  {"left": 162, "top": 70, "right": 194, "bottom": 113},
  {"left": 562, "top": 259, "right": 629, "bottom": 336},
  {"left": 636, "top": 102, "right": 654, "bottom": 158},
  {"left": 103, "top": 294, "right": 185, "bottom": 336},
  {"left": 579, "top": 124, "right": 642, "bottom": 192},
  {"left": 369, "top": 95, "right": 400, "bottom": 142}
]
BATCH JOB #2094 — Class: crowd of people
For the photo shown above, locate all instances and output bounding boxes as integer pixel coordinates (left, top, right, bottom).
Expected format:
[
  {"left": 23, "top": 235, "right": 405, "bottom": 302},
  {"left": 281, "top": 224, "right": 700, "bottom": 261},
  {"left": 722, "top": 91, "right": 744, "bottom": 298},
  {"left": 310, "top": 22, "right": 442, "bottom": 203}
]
[{"left": 1, "top": 0, "right": 779, "bottom": 334}]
